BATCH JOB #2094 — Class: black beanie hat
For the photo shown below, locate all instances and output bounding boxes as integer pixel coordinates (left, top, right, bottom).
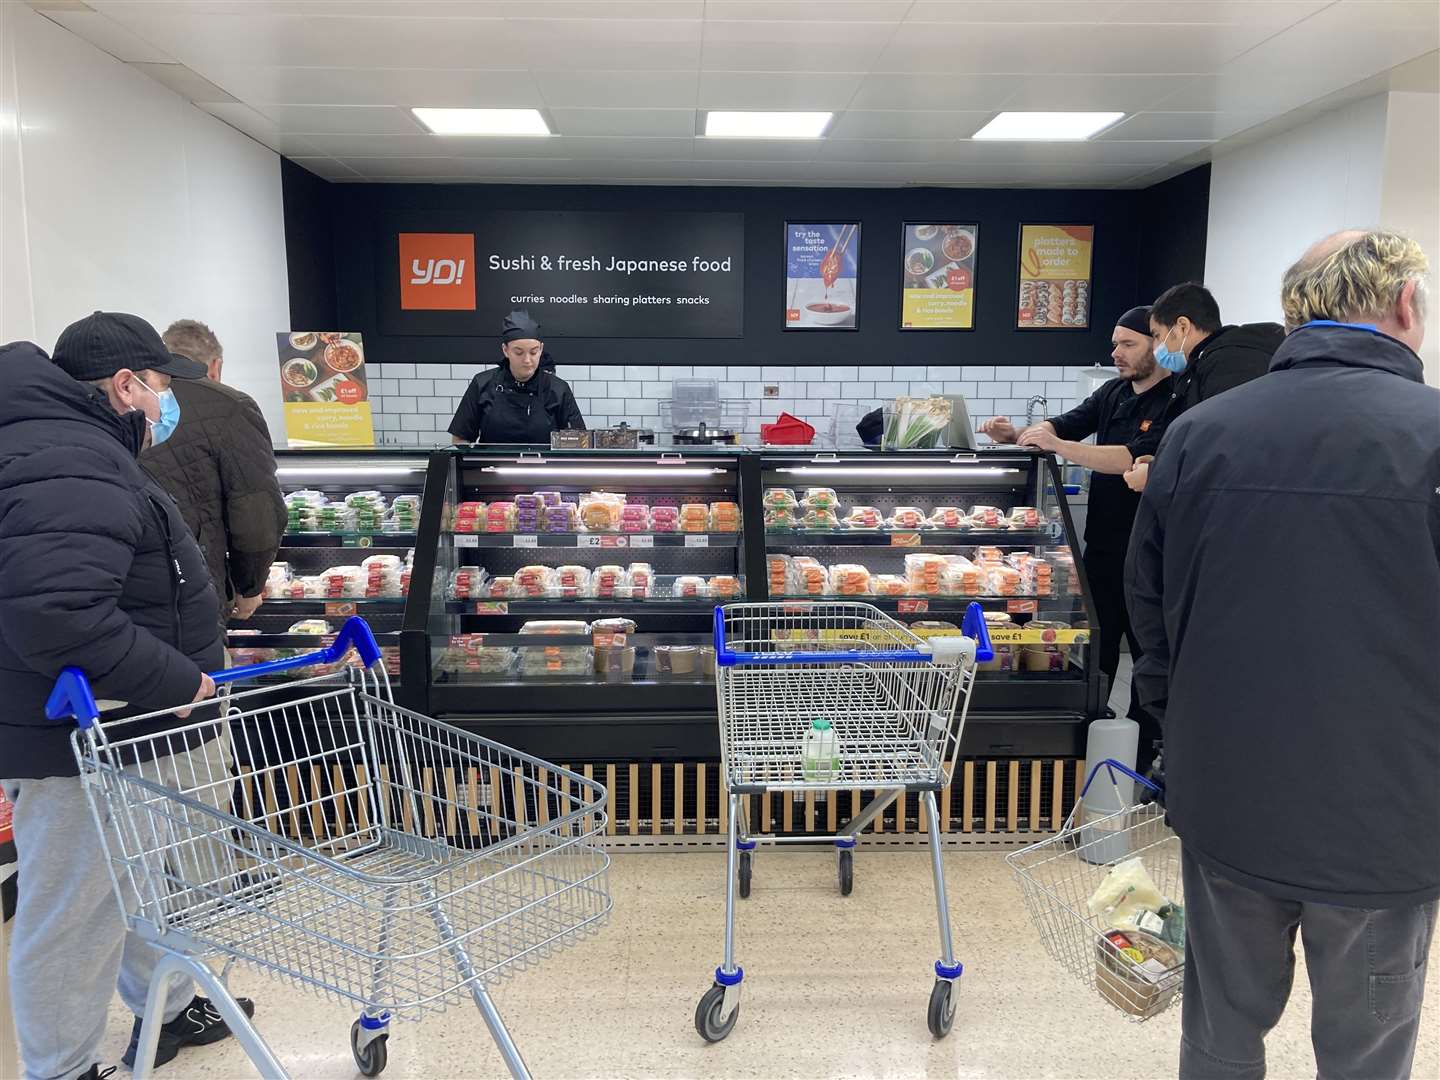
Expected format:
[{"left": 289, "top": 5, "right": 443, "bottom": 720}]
[
  {"left": 1115, "top": 305, "right": 1152, "bottom": 337},
  {"left": 501, "top": 311, "right": 541, "bottom": 343}
]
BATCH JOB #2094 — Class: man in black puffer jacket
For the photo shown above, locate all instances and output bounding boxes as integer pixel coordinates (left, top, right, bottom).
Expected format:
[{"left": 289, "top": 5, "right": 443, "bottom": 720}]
[
  {"left": 1126, "top": 231, "right": 1439, "bottom": 1079},
  {"left": 0, "top": 313, "right": 255, "bottom": 1080}
]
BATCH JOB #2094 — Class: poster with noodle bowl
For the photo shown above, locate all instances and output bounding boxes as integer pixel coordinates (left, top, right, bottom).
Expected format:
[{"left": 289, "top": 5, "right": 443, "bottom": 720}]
[
  {"left": 275, "top": 331, "right": 375, "bottom": 447},
  {"left": 900, "top": 223, "right": 979, "bottom": 330},
  {"left": 784, "top": 222, "right": 860, "bottom": 330}
]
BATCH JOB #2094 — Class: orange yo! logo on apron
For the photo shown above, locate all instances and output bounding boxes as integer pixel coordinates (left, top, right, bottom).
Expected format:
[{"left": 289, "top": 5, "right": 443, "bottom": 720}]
[{"left": 399, "top": 233, "right": 476, "bottom": 310}]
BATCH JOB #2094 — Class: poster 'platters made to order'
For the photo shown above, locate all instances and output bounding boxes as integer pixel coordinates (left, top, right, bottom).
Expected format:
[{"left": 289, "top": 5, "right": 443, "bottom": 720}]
[
  {"left": 1016, "top": 224, "right": 1095, "bottom": 330},
  {"left": 276, "top": 332, "right": 376, "bottom": 448},
  {"left": 384, "top": 211, "right": 745, "bottom": 339},
  {"left": 900, "top": 223, "right": 978, "bottom": 330}
]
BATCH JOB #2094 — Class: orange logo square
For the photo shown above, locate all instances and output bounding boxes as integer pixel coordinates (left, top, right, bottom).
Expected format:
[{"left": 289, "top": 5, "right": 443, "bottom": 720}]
[{"left": 399, "top": 233, "right": 475, "bottom": 310}]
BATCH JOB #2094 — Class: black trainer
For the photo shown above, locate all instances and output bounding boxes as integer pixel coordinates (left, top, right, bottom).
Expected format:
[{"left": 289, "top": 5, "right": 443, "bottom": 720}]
[
  {"left": 78, "top": 1067, "right": 117, "bottom": 1080},
  {"left": 121, "top": 995, "right": 256, "bottom": 1070}
]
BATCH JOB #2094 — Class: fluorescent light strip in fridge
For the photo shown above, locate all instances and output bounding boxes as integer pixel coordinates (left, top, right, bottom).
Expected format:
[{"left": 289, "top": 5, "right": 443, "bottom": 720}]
[
  {"left": 484, "top": 466, "right": 726, "bottom": 478},
  {"left": 276, "top": 466, "right": 424, "bottom": 477},
  {"left": 776, "top": 467, "right": 1018, "bottom": 478}
]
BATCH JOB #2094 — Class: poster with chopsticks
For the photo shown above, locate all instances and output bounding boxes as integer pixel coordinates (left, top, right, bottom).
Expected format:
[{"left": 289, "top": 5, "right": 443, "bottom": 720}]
[
  {"left": 275, "top": 331, "right": 375, "bottom": 448},
  {"left": 1016, "top": 224, "right": 1094, "bottom": 329},
  {"left": 784, "top": 222, "right": 860, "bottom": 330},
  {"left": 901, "top": 223, "right": 979, "bottom": 330}
]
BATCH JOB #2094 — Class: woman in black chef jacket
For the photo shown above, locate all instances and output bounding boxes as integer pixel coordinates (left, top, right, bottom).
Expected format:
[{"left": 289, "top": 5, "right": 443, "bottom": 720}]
[{"left": 448, "top": 311, "right": 585, "bottom": 444}]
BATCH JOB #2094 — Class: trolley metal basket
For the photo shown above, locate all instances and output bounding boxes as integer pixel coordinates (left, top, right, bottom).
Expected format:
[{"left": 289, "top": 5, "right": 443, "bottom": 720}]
[
  {"left": 695, "top": 600, "right": 991, "bottom": 1044},
  {"left": 1007, "top": 759, "right": 1182, "bottom": 1022},
  {"left": 45, "top": 618, "right": 610, "bottom": 1080}
]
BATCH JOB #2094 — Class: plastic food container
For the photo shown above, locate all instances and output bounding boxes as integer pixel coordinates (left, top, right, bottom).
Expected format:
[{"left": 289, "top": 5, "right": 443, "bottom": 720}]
[
  {"left": 627, "top": 563, "right": 653, "bottom": 598},
  {"left": 592, "top": 565, "right": 626, "bottom": 599},
  {"left": 969, "top": 505, "right": 1003, "bottom": 529},
  {"left": 872, "top": 574, "right": 907, "bottom": 596},
  {"left": 542, "top": 503, "right": 577, "bottom": 532},
  {"left": 904, "top": 553, "right": 947, "bottom": 595},
  {"left": 709, "top": 502, "right": 740, "bottom": 532},
  {"left": 679, "top": 504, "right": 710, "bottom": 533},
  {"left": 928, "top": 506, "right": 967, "bottom": 529},
  {"left": 764, "top": 507, "right": 796, "bottom": 531},
  {"left": 1008, "top": 506, "right": 1042, "bottom": 530},
  {"left": 801, "top": 487, "right": 838, "bottom": 511},
  {"left": 842, "top": 506, "right": 882, "bottom": 529},
  {"left": 801, "top": 507, "right": 839, "bottom": 530},
  {"left": 794, "top": 558, "right": 828, "bottom": 596},
  {"left": 763, "top": 488, "right": 798, "bottom": 511},
  {"left": 767, "top": 555, "right": 793, "bottom": 595},
  {"left": 649, "top": 505, "right": 680, "bottom": 533},
  {"left": 830, "top": 564, "right": 871, "bottom": 596},
  {"left": 673, "top": 575, "right": 708, "bottom": 599},
  {"left": 485, "top": 502, "right": 517, "bottom": 533},
  {"left": 941, "top": 560, "right": 985, "bottom": 596},
  {"left": 512, "top": 565, "right": 552, "bottom": 597},
  {"left": 708, "top": 575, "right": 741, "bottom": 600},
  {"left": 620, "top": 504, "right": 650, "bottom": 531},
  {"left": 889, "top": 506, "right": 926, "bottom": 530},
  {"left": 655, "top": 645, "right": 698, "bottom": 675}
]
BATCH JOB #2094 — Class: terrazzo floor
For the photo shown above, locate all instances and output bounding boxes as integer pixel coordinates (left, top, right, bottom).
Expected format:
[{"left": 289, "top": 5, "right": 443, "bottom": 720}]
[{"left": 89, "top": 849, "right": 1439, "bottom": 1080}]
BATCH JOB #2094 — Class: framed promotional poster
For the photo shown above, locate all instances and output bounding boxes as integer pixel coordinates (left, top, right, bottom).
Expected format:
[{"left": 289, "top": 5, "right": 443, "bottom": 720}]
[
  {"left": 275, "top": 331, "right": 375, "bottom": 447},
  {"left": 784, "top": 222, "right": 860, "bottom": 330},
  {"left": 900, "top": 223, "right": 978, "bottom": 330},
  {"left": 1016, "top": 224, "right": 1095, "bottom": 330}
]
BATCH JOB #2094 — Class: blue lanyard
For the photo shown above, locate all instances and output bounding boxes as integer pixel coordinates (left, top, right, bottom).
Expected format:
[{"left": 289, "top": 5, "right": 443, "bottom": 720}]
[{"left": 1297, "top": 319, "right": 1382, "bottom": 336}]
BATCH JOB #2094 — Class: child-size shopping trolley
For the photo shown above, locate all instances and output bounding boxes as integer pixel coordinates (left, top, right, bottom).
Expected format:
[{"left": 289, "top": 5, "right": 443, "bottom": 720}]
[
  {"left": 695, "top": 600, "right": 991, "bottom": 1043},
  {"left": 1007, "top": 759, "right": 1182, "bottom": 1021},
  {"left": 45, "top": 618, "right": 610, "bottom": 1080}
]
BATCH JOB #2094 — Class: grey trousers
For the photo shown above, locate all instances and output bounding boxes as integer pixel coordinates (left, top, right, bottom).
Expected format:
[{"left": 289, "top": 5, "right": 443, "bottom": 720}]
[
  {"left": 3, "top": 732, "right": 234, "bottom": 1080},
  {"left": 1181, "top": 847, "right": 1437, "bottom": 1080}
]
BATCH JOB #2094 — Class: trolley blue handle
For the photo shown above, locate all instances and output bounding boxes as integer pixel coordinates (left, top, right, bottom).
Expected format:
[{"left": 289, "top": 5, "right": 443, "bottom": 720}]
[
  {"left": 46, "top": 616, "right": 383, "bottom": 729},
  {"left": 713, "top": 602, "right": 993, "bottom": 666},
  {"left": 1078, "top": 758, "right": 1164, "bottom": 799}
]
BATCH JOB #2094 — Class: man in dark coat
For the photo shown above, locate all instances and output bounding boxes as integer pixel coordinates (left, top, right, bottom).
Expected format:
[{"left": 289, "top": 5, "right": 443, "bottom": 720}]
[
  {"left": 144, "top": 318, "right": 286, "bottom": 625},
  {"left": 1126, "top": 230, "right": 1439, "bottom": 1079},
  {"left": 0, "top": 313, "right": 254, "bottom": 1079}
]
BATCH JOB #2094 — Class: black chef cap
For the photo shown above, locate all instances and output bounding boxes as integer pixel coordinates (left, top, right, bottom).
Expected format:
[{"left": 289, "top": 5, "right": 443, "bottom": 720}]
[
  {"left": 1115, "top": 305, "right": 1152, "bottom": 337},
  {"left": 501, "top": 310, "right": 542, "bottom": 343}
]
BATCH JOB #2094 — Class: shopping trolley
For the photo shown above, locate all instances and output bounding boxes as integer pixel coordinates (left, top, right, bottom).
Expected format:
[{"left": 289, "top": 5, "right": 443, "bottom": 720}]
[
  {"left": 695, "top": 600, "right": 991, "bottom": 1043},
  {"left": 45, "top": 618, "right": 610, "bottom": 1080},
  {"left": 1007, "top": 759, "right": 1181, "bottom": 1021}
]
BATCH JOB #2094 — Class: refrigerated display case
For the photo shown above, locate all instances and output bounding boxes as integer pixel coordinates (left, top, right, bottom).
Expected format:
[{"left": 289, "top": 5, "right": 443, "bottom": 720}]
[
  {"left": 227, "top": 449, "right": 427, "bottom": 692},
  {"left": 403, "top": 448, "right": 752, "bottom": 759},
  {"left": 755, "top": 449, "right": 1103, "bottom": 755}
]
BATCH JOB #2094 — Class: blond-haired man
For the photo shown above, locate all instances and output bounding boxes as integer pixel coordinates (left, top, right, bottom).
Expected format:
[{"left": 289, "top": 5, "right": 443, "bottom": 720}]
[{"left": 1126, "top": 229, "right": 1438, "bottom": 1080}]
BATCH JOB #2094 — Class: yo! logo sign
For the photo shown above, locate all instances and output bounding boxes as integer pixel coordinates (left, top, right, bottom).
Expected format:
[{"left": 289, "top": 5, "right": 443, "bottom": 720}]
[{"left": 398, "top": 233, "right": 476, "bottom": 310}]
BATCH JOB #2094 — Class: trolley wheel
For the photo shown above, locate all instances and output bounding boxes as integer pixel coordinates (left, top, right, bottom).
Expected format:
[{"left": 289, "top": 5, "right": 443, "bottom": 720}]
[
  {"left": 927, "top": 979, "right": 958, "bottom": 1039},
  {"left": 738, "top": 851, "right": 752, "bottom": 899},
  {"left": 351, "top": 1020, "right": 389, "bottom": 1077},
  {"left": 838, "top": 849, "right": 854, "bottom": 896},
  {"left": 695, "top": 982, "right": 739, "bottom": 1043}
]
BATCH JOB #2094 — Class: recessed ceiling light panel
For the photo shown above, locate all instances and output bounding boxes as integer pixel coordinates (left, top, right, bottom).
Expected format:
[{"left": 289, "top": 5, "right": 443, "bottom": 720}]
[
  {"left": 412, "top": 108, "right": 551, "bottom": 136},
  {"left": 971, "top": 112, "right": 1125, "bottom": 141},
  {"left": 704, "top": 111, "right": 833, "bottom": 139}
]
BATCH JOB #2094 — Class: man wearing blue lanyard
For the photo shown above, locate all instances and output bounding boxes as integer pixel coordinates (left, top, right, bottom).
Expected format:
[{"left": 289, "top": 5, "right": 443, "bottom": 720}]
[{"left": 1126, "top": 229, "right": 1439, "bottom": 1079}]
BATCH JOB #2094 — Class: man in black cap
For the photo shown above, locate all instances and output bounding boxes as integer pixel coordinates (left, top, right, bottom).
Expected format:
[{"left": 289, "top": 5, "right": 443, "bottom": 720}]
[
  {"left": 448, "top": 311, "right": 584, "bottom": 445},
  {"left": 980, "top": 306, "right": 1170, "bottom": 770},
  {"left": 0, "top": 312, "right": 254, "bottom": 1080}
]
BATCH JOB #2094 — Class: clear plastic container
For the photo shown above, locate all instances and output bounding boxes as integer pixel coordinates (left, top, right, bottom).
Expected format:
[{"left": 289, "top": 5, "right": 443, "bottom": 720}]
[
  {"left": 801, "top": 487, "right": 838, "bottom": 511},
  {"left": 872, "top": 573, "right": 908, "bottom": 596},
  {"left": 709, "top": 501, "right": 740, "bottom": 532},
  {"left": 889, "top": 506, "right": 927, "bottom": 530},
  {"left": 485, "top": 502, "right": 517, "bottom": 533},
  {"left": 905, "top": 553, "right": 947, "bottom": 595},
  {"left": 679, "top": 504, "right": 710, "bottom": 533},
  {"left": 842, "top": 505, "right": 883, "bottom": 530},
  {"left": 708, "top": 575, "right": 741, "bottom": 600},
  {"left": 1008, "top": 506, "right": 1042, "bottom": 530},
  {"left": 763, "top": 488, "right": 799, "bottom": 511},
  {"left": 626, "top": 563, "right": 653, "bottom": 598},
  {"left": 928, "top": 506, "right": 967, "bottom": 530},
  {"left": 511, "top": 565, "right": 553, "bottom": 597},
  {"left": 969, "top": 505, "right": 1003, "bottom": 530},
  {"left": 829, "top": 564, "right": 871, "bottom": 596},
  {"left": 794, "top": 558, "right": 828, "bottom": 596},
  {"left": 800, "top": 507, "right": 840, "bottom": 530},
  {"left": 940, "top": 560, "right": 985, "bottom": 596},
  {"left": 673, "top": 575, "right": 708, "bottom": 599}
]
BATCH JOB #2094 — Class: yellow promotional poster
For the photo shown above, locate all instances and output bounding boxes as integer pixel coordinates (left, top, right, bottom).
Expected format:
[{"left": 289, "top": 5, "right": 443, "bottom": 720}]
[
  {"left": 1017, "top": 224, "right": 1094, "bottom": 329},
  {"left": 901, "top": 223, "right": 978, "bottom": 330},
  {"left": 276, "top": 331, "right": 376, "bottom": 448}
]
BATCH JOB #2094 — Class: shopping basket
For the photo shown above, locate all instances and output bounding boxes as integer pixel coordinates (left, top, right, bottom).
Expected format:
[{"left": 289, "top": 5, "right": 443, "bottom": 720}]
[
  {"left": 1006, "top": 759, "right": 1182, "bottom": 1021},
  {"left": 45, "top": 617, "right": 610, "bottom": 1080},
  {"left": 695, "top": 600, "right": 991, "bottom": 1044}
]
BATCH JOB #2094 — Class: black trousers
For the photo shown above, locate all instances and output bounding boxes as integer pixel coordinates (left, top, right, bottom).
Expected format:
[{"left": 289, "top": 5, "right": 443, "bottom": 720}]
[
  {"left": 1082, "top": 545, "right": 1160, "bottom": 772},
  {"left": 1181, "top": 848, "right": 1437, "bottom": 1080}
]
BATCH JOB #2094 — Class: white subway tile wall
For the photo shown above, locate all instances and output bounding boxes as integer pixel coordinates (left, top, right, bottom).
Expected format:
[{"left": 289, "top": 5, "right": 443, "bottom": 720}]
[{"left": 365, "top": 363, "right": 1109, "bottom": 447}]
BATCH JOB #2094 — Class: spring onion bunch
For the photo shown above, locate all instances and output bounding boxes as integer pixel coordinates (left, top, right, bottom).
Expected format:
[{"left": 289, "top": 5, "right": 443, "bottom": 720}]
[{"left": 882, "top": 396, "right": 953, "bottom": 449}]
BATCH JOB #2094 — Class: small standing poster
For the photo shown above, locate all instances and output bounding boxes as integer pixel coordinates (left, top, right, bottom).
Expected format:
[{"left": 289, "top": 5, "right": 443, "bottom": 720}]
[
  {"left": 276, "top": 331, "right": 375, "bottom": 447},
  {"left": 900, "top": 223, "right": 979, "bottom": 330},
  {"left": 784, "top": 222, "right": 860, "bottom": 330},
  {"left": 1016, "top": 224, "right": 1094, "bottom": 329}
]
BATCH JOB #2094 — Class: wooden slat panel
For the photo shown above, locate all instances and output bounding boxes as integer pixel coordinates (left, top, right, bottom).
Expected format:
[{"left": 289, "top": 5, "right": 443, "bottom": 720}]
[
  {"left": 1007, "top": 761, "right": 1020, "bottom": 832},
  {"left": 696, "top": 764, "right": 707, "bottom": 836},
  {"left": 827, "top": 788, "right": 837, "bottom": 833},
  {"left": 674, "top": 764, "right": 685, "bottom": 835},
  {"left": 355, "top": 765, "right": 370, "bottom": 833},
  {"left": 238, "top": 766, "right": 256, "bottom": 823},
  {"left": 261, "top": 770, "right": 279, "bottom": 835},
  {"left": 718, "top": 778, "right": 728, "bottom": 836},
  {"left": 535, "top": 768, "right": 548, "bottom": 827},
  {"left": 651, "top": 764, "right": 662, "bottom": 836},
  {"left": 1029, "top": 760, "right": 1043, "bottom": 833},
  {"left": 1076, "top": 759, "right": 1087, "bottom": 821},
  {"left": 782, "top": 791, "right": 793, "bottom": 832},
  {"left": 444, "top": 768, "right": 459, "bottom": 837},
  {"left": 761, "top": 792, "right": 771, "bottom": 835},
  {"left": 466, "top": 767, "right": 481, "bottom": 837},
  {"left": 850, "top": 788, "right": 861, "bottom": 831},
  {"left": 331, "top": 764, "right": 348, "bottom": 840},
  {"left": 805, "top": 791, "right": 816, "bottom": 833},
  {"left": 604, "top": 765, "right": 616, "bottom": 836},
  {"left": 560, "top": 768, "right": 571, "bottom": 836},
  {"left": 284, "top": 765, "right": 302, "bottom": 839},
  {"left": 984, "top": 761, "right": 997, "bottom": 833},
  {"left": 940, "top": 779, "right": 951, "bottom": 832},
  {"left": 919, "top": 791, "right": 928, "bottom": 833},
  {"left": 1051, "top": 760, "right": 1063, "bottom": 830},
  {"left": 421, "top": 767, "right": 437, "bottom": 837},
  {"left": 961, "top": 762, "right": 974, "bottom": 833},
  {"left": 895, "top": 792, "right": 908, "bottom": 835},
  {"left": 513, "top": 767, "right": 527, "bottom": 830},
  {"left": 309, "top": 765, "right": 326, "bottom": 841},
  {"left": 490, "top": 766, "right": 504, "bottom": 839},
  {"left": 874, "top": 790, "right": 884, "bottom": 834},
  {"left": 628, "top": 764, "right": 639, "bottom": 836}
]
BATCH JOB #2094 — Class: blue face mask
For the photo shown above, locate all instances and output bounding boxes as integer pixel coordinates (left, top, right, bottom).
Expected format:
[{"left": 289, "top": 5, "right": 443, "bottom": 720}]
[
  {"left": 131, "top": 376, "right": 181, "bottom": 446},
  {"left": 1153, "top": 325, "right": 1189, "bottom": 373}
]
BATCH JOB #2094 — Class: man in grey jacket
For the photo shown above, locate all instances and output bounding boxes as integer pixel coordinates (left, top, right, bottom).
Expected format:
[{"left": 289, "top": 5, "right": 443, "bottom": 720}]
[{"left": 1126, "top": 230, "right": 1439, "bottom": 1079}]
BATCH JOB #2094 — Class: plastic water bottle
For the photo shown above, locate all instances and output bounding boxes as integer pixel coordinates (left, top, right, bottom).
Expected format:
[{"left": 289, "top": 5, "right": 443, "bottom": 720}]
[
  {"left": 802, "top": 718, "right": 840, "bottom": 782},
  {"left": 1078, "top": 714, "right": 1139, "bottom": 865}
]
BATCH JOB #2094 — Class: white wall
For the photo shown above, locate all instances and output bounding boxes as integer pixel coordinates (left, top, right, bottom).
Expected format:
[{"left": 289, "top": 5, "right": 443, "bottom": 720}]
[
  {"left": 0, "top": 5, "right": 291, "bottom": 435},
  {"left": 1205, "top": 90, "right": 1440, "bottom": 385}
]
